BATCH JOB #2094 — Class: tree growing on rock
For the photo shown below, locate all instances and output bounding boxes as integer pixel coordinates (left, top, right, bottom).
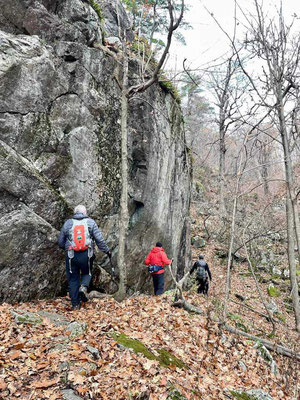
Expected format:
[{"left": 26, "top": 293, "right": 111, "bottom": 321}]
[{"left": 95, "top": 0, "right": 185, "bottom": 300}]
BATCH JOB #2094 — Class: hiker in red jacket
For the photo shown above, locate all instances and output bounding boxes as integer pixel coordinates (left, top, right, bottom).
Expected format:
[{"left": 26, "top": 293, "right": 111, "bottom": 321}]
[{"left": 145, "top": 242, "right": 172, "bottom": 295}]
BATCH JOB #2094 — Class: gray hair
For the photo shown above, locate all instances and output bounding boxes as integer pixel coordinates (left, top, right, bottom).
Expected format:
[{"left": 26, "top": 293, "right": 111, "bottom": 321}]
[{"left": 74, "top": 204, "right": 87, "bottom": 215}]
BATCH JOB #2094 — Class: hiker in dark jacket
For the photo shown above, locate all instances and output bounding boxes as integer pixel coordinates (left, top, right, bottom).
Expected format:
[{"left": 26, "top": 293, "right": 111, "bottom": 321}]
[
  {"left": 145, "top": 242, "right": 172, "bottom": 295},
  {"left": 190, "top": 255, "right": 212, "bottom": 295},
  {"left": 58, "top": 204, "right": 111, "bottom": 310}
]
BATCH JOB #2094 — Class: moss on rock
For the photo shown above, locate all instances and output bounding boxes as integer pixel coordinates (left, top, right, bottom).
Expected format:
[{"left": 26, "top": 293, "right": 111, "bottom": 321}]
[
  {"left": 267, "top": 286, "right": 280, "bottom": 297},
  {"left": 110, "top": 332, "right": 188, "bottom": 369}
]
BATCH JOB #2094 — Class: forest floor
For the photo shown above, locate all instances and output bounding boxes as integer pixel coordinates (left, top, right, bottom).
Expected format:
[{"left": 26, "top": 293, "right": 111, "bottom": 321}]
[{"left": 0, "top": 208, "right": 299, "bottom": 400}]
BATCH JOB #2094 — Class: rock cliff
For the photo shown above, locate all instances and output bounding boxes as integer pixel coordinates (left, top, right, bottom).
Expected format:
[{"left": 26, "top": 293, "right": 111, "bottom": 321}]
[{"left": 0, "top": 0, "right": 191, "bottom": 302}]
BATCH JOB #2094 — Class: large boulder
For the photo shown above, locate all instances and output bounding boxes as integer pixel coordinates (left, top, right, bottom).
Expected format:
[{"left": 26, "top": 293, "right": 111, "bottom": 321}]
[{"left": 0, "top": 0, "right": 191, "bottom": 302}]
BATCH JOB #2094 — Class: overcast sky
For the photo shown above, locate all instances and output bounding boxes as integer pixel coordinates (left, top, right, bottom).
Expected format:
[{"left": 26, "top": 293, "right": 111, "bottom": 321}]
[{"left": 167, "top": 0, "right": 300, "bottom": 72}]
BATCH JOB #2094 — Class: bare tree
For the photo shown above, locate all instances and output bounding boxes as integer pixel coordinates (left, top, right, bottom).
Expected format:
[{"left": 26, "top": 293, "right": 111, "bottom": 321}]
[
  {"left": 237, "top": 0, "right": 300, "bottom": 331},
  {"left": 206, "top": 54, "right": 248, "bottom": 215}
]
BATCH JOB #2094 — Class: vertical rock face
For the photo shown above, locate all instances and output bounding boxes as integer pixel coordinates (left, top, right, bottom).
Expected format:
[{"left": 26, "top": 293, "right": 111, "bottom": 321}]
[{"left": 0, "top": 0, "right": 191, "bottom": 302}]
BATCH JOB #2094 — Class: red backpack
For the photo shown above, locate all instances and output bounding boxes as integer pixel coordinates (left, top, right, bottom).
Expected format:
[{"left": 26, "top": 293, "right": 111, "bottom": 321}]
[{"left": 69, "top": 219, "right": 91, "bottom": 251}]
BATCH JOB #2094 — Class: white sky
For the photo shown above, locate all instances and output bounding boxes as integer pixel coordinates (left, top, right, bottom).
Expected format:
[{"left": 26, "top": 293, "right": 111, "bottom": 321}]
[{"left": 167, "top": 0, "right": 300, "bottom": 73}]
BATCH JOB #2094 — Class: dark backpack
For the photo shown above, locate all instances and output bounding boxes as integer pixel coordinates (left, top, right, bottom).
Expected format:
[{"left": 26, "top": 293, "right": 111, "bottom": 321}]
[{"left": 196, "top": 261, "right": 207, "bottom": 281}]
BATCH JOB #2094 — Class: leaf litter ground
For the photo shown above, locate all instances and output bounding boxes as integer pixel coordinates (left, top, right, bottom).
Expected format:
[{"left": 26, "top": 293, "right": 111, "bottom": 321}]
[{"left": 0, "top": 278, "right": 299, "bottom": 400}]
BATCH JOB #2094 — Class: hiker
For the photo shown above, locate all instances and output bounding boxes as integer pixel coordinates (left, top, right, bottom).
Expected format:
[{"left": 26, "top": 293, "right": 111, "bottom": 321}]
[
  {"left": 58, "top": 204, "right": 111, "bottom": 310},
  {"left": 145, "top": 242, "right": 172, "bottom": 295},
  {"left": 190, "top": 255, "right": 212, "bottom": 295}
]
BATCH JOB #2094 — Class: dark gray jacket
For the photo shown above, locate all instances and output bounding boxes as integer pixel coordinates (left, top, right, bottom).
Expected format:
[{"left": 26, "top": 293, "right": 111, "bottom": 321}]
[{"left": 58, "top": 212, "right": 109, "bottom": 253}]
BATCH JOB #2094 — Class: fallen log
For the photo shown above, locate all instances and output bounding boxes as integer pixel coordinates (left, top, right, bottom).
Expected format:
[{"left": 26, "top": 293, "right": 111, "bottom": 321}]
[
  {"left": 171, "top": 297, "right": 299, "bottom": 361},
  {"left": 223, "top": 323, "right": 300, "bottom": 361}
]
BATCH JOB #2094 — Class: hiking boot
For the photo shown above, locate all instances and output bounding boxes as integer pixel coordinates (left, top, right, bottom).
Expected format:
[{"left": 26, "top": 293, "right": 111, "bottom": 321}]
[
  {"left": 72, "top": 304, "right": 81, "bottom": 310},
  {"left": 79, "top": 285, "right": 88, "bottom": 302}
]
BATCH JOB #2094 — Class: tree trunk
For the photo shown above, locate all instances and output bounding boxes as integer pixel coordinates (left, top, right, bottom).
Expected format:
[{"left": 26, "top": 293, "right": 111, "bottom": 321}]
[
  {"left": 261, "top": 142, "right": 270, "bottom": 196},
  {"left": 115, "top": 44, "right": 129, "bottom": 302},
  {"left": 278, "top": 102, "right": 300, "bottom": 332},
  {"left": 219, "top": 124, "right": 226, "bottom": 215}
]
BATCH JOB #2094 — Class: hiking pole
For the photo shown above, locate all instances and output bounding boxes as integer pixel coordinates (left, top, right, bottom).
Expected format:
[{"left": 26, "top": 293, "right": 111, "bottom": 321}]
[{"left": 109, "top": 257, "right": 115, "bottom": 275}]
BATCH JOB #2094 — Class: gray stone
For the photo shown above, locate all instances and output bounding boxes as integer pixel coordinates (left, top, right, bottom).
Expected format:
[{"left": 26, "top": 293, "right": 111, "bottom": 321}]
[
  {"left": 87, "top": 345, "right": 100, "bottom": 359},
  {"left": 271, "top": 266, "right": 281, "bottom": 276},
  {"left": 192, "top": 236, "right": 206, "bottom": 248},
  {"left": 0, "top": 1, "right": 191, "bottom": 302},
  {"left": 254, "top": 342, "right": 278, "bottom": 377},
  {"left": 244, "top": 389, "right": 273, "bottom": 400},
  {"left": 67, "top": 321, "right": 87, "bottom": 339},
  {"left": 229, "top": 389, "right": 273, "bottom": 400},
  {"left": 11, "top": 309, "right": 43, "bottom": 325},
  {"left": 62, "top": 389, "right": 83, "bottom": 400},
  {"left": 37, "top": 311, "right": 69, "bottom": 326},
  {"left": 283, "top": 269, "right": 290, "bottom": 279},
  {"left": 265, "top": 300, "right": 278, "bottom": 315},
  {"left": 105, "top": 36, "right": 122, "bottom": 47},
  {"left": 238, "top": 360, "right": 247, "bottom": 372}
]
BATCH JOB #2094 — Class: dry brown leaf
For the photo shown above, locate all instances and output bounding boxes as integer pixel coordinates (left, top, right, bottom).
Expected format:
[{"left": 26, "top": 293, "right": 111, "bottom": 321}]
[
  {"left": 0, "top": 378, "right": 7, "bottom": 390},
  {"left": 32, "top": 379, "right": 57, "bottom": 388}
]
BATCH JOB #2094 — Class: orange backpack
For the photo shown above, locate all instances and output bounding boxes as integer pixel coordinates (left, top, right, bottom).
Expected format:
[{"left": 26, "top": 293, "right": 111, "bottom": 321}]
[{"left": 70, "top": 219, "right": 91, "bottom": 251}]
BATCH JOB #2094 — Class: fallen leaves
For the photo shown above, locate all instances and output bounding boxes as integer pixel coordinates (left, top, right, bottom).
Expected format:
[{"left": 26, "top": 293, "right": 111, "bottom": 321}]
[
  {"left": 32, "top": 379, "right": 57, "bottom": 389},
  {"left": 0, "top": 288, "right": 298, "bottom": 400}
]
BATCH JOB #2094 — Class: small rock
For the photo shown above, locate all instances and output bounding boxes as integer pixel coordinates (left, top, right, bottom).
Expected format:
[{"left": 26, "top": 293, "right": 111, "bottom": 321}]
[
  {"left": 238, "top": 361, "right": 247, "bottom": 372},
  {"left": 58, "top": 361, "right": 69, "bottom": 372},
  {"left": 229, "top": 388, "right": 273, "bottom": 400},
  {"left": 62, "top": 389, "right": 83, "bottom": 400},
  {"left": 192, "top": 236, "right": 206, "bottom": 248},
  {"left": 106, "top": 36, "right": 122, "bottom": 47},
  {"left": 271, "top": 266, "right": 281, "bottom": 276},
  {"left": 254, "top": 342, "right": 278, "bottom": 377},
  {"left": 266, "top": 300, "right": 278, "bottom": 315},
  {"left": 283, "top": 269, "right": 290, "bottom": 279},
  {"left": 87, "top": 345, "right": 100, "bottom": 359},
  {"left": 67, "top": 321, "right": 87, "bottom": 339},
  {"left": 245, "top": 389, "right": 273, "bottom": 400}
]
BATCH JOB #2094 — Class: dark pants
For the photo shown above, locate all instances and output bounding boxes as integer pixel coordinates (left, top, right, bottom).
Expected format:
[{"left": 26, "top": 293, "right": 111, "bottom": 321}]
[
  {"left": 152, "top": 273, "right": 164, "bottom": 295},
  {"left": 65, "top": 250, "right": 94, "bottom": 307},
  {"left": 197, "top": 278, "right": 209, "bottom": 295}
]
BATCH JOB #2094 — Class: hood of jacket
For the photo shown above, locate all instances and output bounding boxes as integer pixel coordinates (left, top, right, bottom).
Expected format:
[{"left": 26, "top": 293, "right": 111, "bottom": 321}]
[
  {"left": 73, "top": 212, "right": 88, "bottom": 220},
  {"left": 151, "top": 247, "right": 165, "bottom": 253}
]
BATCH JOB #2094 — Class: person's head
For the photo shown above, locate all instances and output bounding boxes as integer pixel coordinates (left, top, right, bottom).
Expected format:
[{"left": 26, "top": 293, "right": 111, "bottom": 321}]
[
  {"left": 74, "top": 204, "right": 87, "bottom": 215},
  {"left": 156, "top": 242, "right": 163, "bottom": 248},
  {"left": 199, "top": 254, "right": 204, "bottom": 260}
]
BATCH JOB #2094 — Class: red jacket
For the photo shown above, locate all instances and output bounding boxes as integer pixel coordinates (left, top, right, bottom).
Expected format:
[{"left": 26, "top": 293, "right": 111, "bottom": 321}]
[{"left": 145, "top": 247, "right": 172, "bottom": 274}]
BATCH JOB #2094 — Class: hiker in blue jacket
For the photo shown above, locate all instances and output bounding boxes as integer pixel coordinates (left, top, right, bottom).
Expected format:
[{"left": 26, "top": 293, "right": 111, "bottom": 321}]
[
  {"left": 58, "top": 204, "right": 111, "bottom": 310},
  {"left": 190, "top": 255, "right": 212, "bottom": 295}
]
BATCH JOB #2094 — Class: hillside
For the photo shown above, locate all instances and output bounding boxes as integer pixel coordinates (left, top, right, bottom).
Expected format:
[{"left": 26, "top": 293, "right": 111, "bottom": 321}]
[{"left": 0, "top": 232, "right": 299, "bottom": 400}]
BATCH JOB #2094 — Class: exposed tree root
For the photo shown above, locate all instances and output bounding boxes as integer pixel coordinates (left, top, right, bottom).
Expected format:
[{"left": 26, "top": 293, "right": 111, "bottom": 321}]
[
  {"left": 172, "top": 299, "right": 204, "bottom": 314},
  {"left": 88, "top": 291, "right": 113, "bottom": 300}
]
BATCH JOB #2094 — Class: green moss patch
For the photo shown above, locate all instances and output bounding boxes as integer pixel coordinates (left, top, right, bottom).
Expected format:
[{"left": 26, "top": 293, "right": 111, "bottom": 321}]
[
  {"left": 267, "top": 286, "right": 280, "bottom": 297},
  {"left": 110, "top": 332, "right": 188, "bottom": 369},
  {"left": 229, "top": 391, "right": 255, "bottom": 400},
  {"left": 167, "top": 386, "right": 188, "bottom": 399}
]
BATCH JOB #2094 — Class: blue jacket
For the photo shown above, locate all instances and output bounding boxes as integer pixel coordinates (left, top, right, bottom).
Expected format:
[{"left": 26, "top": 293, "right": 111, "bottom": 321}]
[{"left": 58, "top": 212, "right": 109, "bottom": 253}]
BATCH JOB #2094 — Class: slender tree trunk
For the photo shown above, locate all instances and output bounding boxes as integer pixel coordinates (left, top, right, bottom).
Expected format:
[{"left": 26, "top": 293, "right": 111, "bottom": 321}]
[
  {"left": 116, "top": 44, "right": 129, "bottom": 301},
  {"left": 261, "top": 143, "right": 270, "bottom": 196},
  {"left": 219, "top": 123, "right": 226, "bottom": 215},
  {"left": 278, "top": 102, "right": 300, "bottom": 332},
  {"left": 292, "top": 199, "right": 300, "bottom": 266}
]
